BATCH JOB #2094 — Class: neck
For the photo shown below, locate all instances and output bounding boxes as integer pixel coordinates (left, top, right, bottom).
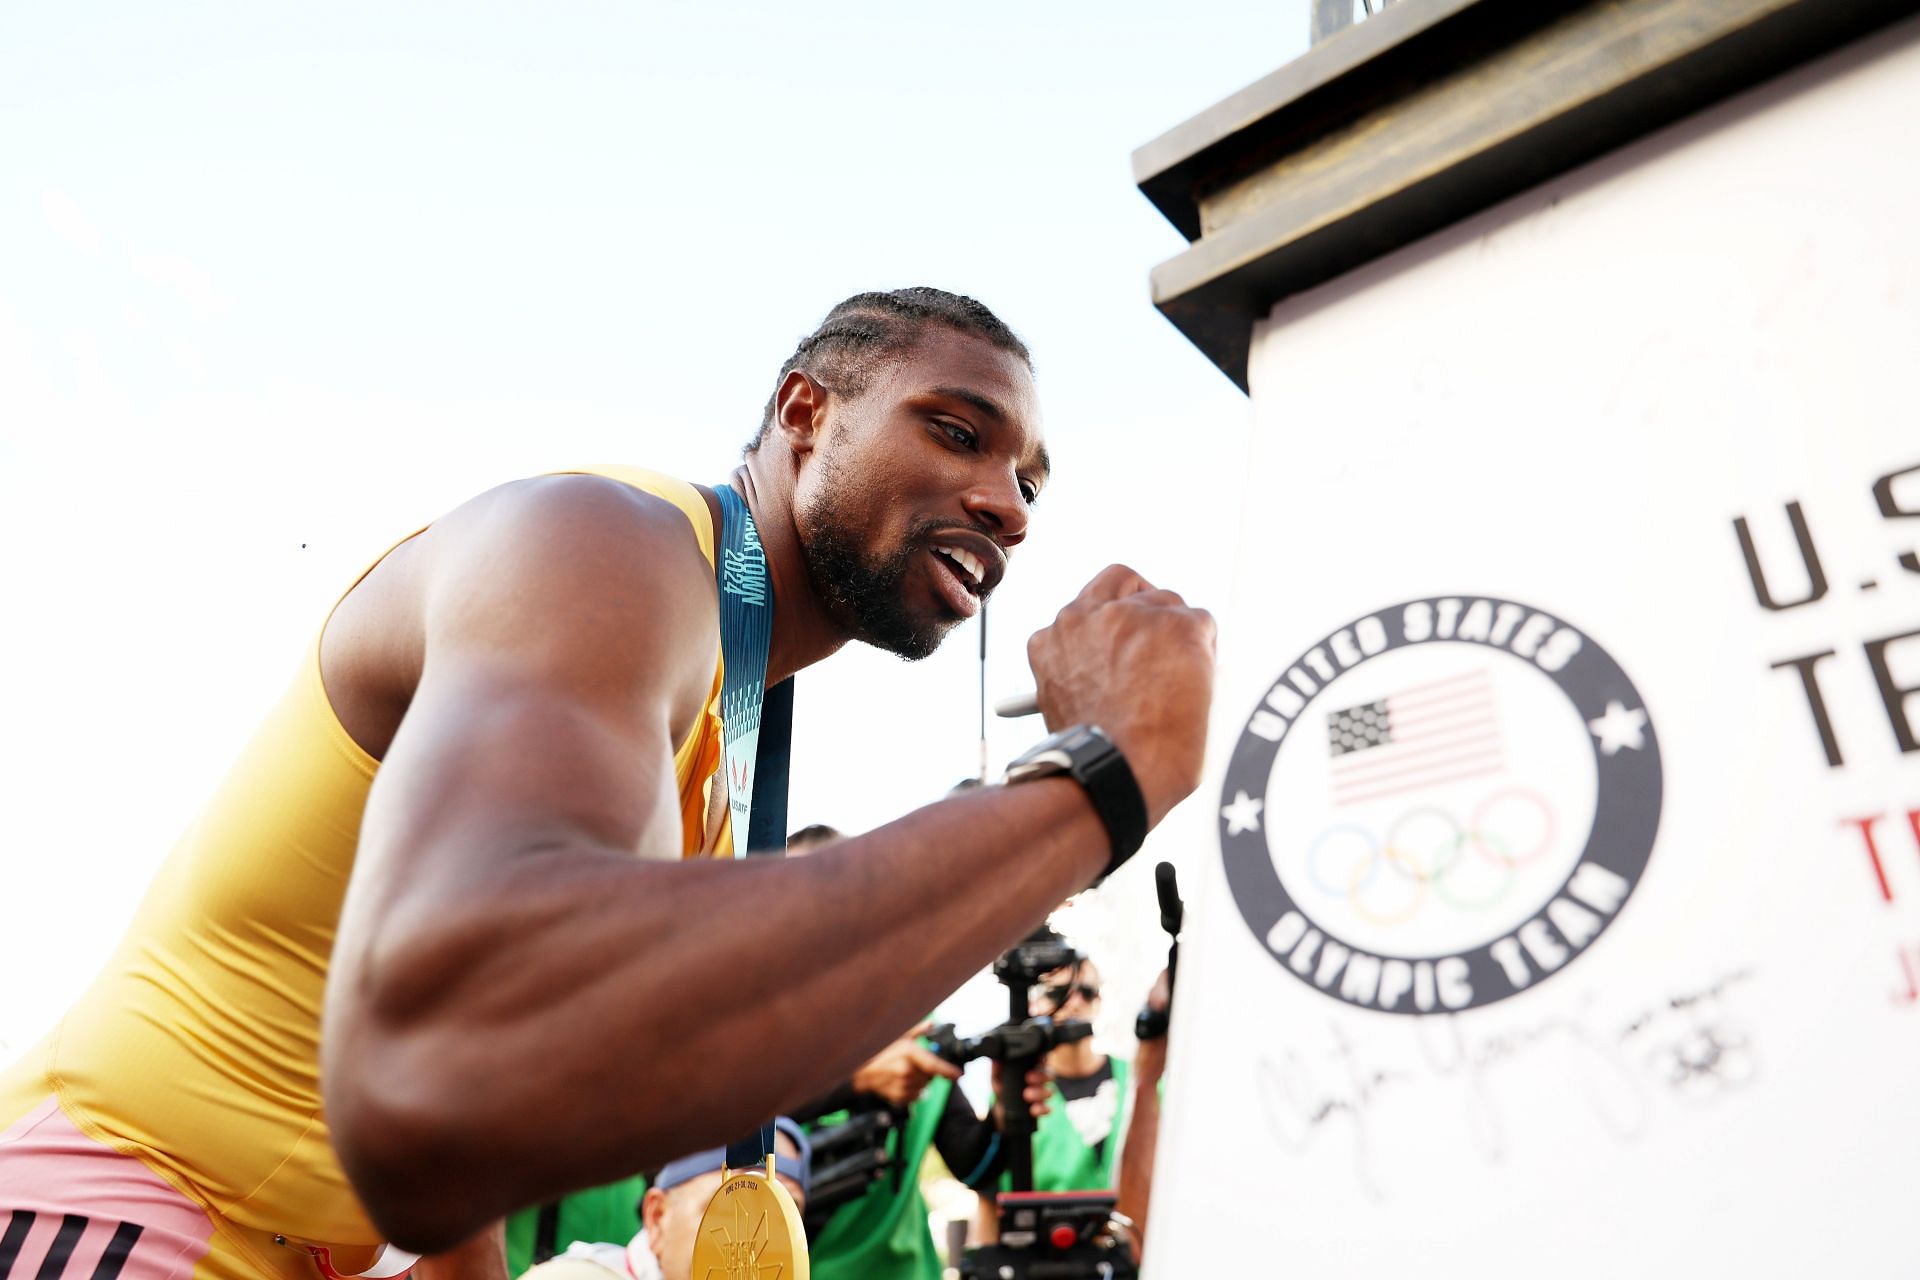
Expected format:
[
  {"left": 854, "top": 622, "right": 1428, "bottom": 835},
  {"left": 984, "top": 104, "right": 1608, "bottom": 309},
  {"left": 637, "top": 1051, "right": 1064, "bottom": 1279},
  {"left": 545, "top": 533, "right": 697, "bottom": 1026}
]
[{"left": 727, "top": 453, "right": 846, "bottom": 685}]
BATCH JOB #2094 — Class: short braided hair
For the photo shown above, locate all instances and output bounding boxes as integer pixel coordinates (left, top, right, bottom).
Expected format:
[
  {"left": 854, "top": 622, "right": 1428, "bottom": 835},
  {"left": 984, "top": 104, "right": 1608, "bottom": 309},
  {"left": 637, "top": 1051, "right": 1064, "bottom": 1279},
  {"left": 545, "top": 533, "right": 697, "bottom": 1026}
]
[
  {"left": 747, "top": 287, "right": 1031, "bottom": 454},
  {"left": 786, "top": 823, "right": 842, "bottom": 850}
]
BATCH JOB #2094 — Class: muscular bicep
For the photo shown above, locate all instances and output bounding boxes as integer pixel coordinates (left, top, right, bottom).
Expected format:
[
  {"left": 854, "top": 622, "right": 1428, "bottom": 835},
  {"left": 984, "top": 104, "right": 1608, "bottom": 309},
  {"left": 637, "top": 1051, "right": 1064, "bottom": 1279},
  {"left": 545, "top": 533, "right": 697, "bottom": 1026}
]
[
  {"left": 348, "top": 659, "right": 684, "bottom": 954},
  {"left": 333, "top": 476, "right": 718, "bottom": 1015}
]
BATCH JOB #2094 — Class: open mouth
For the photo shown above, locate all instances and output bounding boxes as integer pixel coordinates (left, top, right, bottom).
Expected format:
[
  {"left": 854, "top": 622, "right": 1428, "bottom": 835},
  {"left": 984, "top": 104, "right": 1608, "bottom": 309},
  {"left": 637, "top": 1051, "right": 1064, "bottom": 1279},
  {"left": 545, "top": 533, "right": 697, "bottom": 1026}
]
[
  {"left": 933, "top": 546, "right": 988, "bottom": 596},
  {"left": 932, "top": 534, "right": 1016, "bottom": 620},
  {"left": 928, "top": 547, "right": 985, "bottom": 619},
  {"left": 921, "top": 531, "right": 1006, "bottom": 621}
]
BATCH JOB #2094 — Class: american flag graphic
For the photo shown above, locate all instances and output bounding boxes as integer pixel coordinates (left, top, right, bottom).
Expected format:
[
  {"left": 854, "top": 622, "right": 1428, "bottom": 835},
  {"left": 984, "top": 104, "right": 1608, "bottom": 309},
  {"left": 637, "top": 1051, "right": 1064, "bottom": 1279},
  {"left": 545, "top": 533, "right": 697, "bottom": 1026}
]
[{"left": 1325, "top": 669, "right": 1503, "bottom": 806}]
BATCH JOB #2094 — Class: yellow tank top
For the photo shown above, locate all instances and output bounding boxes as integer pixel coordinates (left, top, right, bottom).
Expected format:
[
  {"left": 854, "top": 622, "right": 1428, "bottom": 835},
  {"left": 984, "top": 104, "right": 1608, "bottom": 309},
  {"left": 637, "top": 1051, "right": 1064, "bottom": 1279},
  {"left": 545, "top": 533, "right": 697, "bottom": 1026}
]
[{"left": 0, "top": 465, "right": 730, "bottom": 1277}]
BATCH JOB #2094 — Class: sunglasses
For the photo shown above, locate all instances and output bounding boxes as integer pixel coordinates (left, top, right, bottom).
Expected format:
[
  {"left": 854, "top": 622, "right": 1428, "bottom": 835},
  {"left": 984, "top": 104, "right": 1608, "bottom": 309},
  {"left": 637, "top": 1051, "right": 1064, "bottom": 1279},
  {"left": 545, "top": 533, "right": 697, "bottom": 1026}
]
[{"left": 1041, "top": 983, "right": 1101, "bottom": 1004}]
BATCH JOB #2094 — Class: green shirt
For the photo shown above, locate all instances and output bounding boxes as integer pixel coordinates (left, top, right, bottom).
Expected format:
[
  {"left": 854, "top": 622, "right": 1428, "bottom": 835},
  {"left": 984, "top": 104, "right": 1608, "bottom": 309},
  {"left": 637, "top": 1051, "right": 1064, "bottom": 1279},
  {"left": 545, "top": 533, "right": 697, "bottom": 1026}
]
[
  {"left": 808, "top": 1077, "right": 951, "bottom": 1280},
  {"left": 505, "top": 1175, "right": 649, "bottom": 1278},
  {"left": 1007, "top": 1056, "right": 1131, "bottom": 1194}
]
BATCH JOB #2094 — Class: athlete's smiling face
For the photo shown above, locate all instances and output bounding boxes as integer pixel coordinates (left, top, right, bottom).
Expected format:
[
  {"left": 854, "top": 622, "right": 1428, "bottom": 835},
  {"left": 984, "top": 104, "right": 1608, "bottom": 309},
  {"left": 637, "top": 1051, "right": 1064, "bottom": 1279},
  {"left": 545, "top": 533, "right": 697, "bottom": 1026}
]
[{"left": 793, "top": 326, "right": 1047, "bottom": 659}]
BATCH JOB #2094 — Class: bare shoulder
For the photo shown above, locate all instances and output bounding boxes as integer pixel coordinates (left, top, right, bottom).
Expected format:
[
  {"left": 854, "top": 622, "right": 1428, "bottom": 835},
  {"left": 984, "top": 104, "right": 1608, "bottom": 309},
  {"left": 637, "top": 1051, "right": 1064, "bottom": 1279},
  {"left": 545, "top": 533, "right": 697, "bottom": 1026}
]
[
  {"left": 327, "top": 473, "right": 720, "bottom": 758},
  {"left": 429, "top": 472, "right": 715, "bottom": 596},
  {"left": 423, "top": 472, "right": 721, "bottom": 683}
]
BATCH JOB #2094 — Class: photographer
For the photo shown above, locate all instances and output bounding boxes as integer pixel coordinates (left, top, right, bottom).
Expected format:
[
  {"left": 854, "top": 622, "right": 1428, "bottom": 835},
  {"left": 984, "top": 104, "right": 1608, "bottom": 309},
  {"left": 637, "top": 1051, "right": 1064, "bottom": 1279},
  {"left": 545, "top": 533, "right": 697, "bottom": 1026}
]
[
  {"left": 788, "top": 825, "right": 1050, "bottom": 1280},
  {"left": 1022, "top": 955, "right": 1127, "bottom": 1194},
  {"left": 975, "top": 950, "right": 1170, "bottom": 1258},
  {"left": 795, "top": 1027, "right": 996, "bottom": 1280},
  {"left": 962, "top": 954, "right": 1116, "bottom": 1192}
]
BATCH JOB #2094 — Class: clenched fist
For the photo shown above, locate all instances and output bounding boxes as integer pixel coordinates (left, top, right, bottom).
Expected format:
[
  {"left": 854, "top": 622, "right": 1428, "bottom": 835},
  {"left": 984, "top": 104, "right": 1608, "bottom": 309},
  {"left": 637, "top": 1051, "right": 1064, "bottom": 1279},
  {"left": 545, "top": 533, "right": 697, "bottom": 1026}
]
[{"left": 1027, "top": 565, "right": 1216, "bottom": 828}]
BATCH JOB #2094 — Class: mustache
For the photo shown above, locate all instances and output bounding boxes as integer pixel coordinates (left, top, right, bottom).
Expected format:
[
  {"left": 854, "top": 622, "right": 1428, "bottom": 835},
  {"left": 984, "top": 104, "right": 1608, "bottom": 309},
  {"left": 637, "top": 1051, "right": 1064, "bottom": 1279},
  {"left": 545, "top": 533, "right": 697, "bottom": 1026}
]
[{"left": 906, "top": 518, "right": 1000, "bottom": 548}]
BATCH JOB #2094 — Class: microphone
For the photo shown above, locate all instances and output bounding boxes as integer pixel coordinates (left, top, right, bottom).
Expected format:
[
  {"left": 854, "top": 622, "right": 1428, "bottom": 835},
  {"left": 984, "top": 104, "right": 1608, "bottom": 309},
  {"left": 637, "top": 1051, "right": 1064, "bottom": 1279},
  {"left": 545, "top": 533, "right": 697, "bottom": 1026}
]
[
  {"left": 1137, "top": 861, "right": 1184, "bottom": 1042},
  {"left": 1155, "top": 863, "right": 1184, "bottom": 938},
  {"left": 994, "top": 691, "right": 1041, "bottom": 718}
]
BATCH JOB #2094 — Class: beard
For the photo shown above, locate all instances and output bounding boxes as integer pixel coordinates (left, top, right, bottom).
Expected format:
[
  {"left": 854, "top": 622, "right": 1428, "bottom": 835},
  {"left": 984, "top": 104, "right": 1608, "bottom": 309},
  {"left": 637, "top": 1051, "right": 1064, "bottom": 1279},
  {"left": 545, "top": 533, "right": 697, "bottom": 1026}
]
[{"left": 797, "top": 482, "right": 962, "bottom": 663}]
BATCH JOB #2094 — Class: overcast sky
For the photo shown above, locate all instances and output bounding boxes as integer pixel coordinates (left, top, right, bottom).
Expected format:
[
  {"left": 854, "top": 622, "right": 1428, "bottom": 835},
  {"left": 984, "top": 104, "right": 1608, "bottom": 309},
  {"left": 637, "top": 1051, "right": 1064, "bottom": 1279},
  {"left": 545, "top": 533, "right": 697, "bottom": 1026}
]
[{"left": 0, "top": 2, "right": 1312, "bottom": 1055}]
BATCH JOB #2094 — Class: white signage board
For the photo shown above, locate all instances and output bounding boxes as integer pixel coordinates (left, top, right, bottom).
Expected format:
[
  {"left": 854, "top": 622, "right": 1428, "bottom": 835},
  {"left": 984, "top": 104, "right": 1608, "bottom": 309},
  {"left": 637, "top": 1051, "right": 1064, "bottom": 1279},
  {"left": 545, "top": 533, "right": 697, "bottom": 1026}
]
[{"left": 1150, "top": 19, "right": 1920, "bottom": 1278}]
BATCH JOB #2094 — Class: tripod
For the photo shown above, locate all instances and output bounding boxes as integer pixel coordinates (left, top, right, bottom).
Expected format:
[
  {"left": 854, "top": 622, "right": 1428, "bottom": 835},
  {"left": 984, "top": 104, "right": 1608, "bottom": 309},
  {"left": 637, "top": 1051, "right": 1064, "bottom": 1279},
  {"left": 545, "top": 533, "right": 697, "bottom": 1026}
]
[{"left": 928, "top": 927, "right": 1139, "bottom": 1280}]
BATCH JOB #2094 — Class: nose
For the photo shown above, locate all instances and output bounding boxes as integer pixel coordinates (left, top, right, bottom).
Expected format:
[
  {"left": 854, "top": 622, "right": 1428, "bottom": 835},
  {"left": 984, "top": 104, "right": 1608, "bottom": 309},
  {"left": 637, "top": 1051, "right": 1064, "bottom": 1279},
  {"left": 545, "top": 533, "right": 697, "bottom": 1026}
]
[{"left": 963, "top": 464, "right": 1031, "bottom": 547}]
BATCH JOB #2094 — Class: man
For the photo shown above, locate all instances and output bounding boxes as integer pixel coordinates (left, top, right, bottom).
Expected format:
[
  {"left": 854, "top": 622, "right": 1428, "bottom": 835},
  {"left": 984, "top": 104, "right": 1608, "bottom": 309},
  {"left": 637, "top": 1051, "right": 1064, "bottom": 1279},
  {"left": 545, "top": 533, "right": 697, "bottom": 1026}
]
[
  {"left": 799, "top": 1022, "right": 1008, "bottom": 1280},
  {"left": 0, "top": 287, "right": 1215, "bottom": 1280},
  {"left": 975, "top": 951, "right": 1170, "bottom": 1261},
  {"left": 971, "top": 953, "right": 1128, "bottom": 1202},
  {"left": 519, "top": 1120, "right": 810, "bottom": 1280},
  {"left": 1021, "top": 955, "right": 1129, "bottom": 1194}
]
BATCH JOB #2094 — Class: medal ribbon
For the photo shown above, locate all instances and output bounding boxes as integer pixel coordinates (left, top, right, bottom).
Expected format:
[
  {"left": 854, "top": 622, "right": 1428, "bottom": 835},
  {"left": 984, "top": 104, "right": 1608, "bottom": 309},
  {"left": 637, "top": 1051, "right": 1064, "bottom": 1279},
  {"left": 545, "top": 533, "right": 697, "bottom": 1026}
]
[
  {"left": 713, "top": 483, "right": 791, "bottom": 1168},
  {"left": 713, "top": 484, "right": 791, "bottom": 860}
]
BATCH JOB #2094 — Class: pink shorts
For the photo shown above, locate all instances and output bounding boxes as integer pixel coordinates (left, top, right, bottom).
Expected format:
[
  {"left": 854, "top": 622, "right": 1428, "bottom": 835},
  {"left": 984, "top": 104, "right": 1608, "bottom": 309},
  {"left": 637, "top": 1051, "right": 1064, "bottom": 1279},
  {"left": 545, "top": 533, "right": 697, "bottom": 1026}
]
[{"left": 0, "top": 1098, "right": 214, "bottom": 1280}]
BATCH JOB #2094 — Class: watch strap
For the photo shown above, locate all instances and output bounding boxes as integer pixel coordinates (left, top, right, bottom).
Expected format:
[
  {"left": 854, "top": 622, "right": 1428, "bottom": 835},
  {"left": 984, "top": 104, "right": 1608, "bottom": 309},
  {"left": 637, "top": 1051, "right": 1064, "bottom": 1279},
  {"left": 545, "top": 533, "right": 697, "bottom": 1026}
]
[{"left": 1009, "top": 725, "right": 1148, "bottom": 883}]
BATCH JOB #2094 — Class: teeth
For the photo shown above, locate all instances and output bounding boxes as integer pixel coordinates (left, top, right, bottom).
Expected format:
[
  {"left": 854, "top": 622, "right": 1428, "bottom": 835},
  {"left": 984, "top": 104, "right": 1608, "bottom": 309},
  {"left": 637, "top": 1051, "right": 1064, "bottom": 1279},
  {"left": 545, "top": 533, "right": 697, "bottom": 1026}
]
[{"left": 942, "top": 547, "right": 984, "bottom": 585}]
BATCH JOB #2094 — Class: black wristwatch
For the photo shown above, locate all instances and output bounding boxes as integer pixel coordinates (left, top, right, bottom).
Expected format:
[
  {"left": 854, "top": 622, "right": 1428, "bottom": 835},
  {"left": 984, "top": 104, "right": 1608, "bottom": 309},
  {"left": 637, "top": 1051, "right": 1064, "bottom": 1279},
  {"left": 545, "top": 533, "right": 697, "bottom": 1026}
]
[{"left": 1004, "top": 725, "right": 1148, "bottom": 883}]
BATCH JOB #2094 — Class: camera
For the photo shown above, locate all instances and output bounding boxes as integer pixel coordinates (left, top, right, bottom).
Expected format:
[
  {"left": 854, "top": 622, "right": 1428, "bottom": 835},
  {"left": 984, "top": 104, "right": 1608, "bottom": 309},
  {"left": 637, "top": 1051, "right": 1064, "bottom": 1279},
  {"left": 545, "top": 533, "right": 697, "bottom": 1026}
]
[
  {"left": 959, "top": 1192, "right": 1137, "bottom": 1280},
  {"left": 930, "top": 926, "right": 1140, "bottom": 1280},
  {"left": 798, "top": 1099, "right": 905, "bottom": 1237},
  {"left": 795, "top": 932, "right": 1099, "bottom": 1238}
]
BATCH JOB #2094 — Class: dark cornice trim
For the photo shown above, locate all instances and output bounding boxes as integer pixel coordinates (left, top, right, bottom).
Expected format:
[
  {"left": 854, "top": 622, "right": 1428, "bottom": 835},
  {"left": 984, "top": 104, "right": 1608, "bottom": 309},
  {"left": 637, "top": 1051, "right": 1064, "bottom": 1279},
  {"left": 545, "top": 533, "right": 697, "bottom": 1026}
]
[{"left": 1134, "top": 0, "right": 1920, "bottom": 391}]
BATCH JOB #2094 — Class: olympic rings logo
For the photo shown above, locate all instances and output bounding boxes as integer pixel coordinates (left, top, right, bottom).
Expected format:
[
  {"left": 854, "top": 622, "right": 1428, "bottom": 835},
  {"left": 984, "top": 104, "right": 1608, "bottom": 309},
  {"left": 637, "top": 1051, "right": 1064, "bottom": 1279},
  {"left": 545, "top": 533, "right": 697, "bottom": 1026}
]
[{"left": 1302, "top": 788, "right": 1558, "bottom": 926}]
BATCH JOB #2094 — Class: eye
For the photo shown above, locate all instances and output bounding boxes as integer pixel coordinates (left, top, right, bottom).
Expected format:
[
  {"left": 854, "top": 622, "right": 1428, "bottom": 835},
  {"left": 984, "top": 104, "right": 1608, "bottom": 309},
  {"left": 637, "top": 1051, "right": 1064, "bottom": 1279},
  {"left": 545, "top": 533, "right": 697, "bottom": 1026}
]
[
  {"left": 1018, "top": 479, "right": 1040, "bottom": 506},
  {"left": 937, "top": 420, "right": 979, "bottom": 450}
]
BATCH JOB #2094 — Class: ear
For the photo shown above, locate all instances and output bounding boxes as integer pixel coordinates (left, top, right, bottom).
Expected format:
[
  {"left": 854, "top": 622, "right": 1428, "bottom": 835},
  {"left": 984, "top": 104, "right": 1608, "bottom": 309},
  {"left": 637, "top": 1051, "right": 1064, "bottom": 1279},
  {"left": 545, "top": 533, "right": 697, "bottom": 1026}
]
[
  {"left": 772, "top": 370, "right": 826, "bottom": 457},
  {"left": 640, "top": 1186, "right": 668, "bottom": 1240}
]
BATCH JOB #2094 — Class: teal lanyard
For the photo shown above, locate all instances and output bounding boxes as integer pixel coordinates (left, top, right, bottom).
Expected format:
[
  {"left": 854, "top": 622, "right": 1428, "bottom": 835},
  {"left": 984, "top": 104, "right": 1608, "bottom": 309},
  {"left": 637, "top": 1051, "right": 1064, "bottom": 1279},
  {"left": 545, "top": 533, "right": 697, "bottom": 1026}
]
[
  {"left": 712, "top": 484, "right": 790, "bottom": 858},
  {"left": 714, "top": 484, "right": 791, "bottom": 1166}
]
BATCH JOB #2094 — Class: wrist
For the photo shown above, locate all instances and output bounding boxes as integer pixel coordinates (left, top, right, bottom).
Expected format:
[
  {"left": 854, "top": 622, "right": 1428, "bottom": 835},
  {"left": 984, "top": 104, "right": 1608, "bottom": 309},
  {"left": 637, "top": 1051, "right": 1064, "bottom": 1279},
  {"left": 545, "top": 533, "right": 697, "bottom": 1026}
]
[
  {"left": 1004, "top": 725, "right": 1148, "bottom": 883},
  {"left": 1107, "top": 736, "right": 1196, "bottom": 830}
]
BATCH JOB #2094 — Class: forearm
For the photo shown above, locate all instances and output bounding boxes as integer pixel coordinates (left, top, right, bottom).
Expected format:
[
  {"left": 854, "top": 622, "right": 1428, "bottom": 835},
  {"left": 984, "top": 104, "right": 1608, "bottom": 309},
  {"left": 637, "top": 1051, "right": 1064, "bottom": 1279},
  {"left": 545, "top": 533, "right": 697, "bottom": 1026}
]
[
  {"left": 1115, "top": 1061, "right": 1163, "bottom": 1258},
  {"left": 328, "top": 778, "right": 1108, "bottom": 1249},
  {"left": 933, "top": 1078, "right": 1003, "bottom": 1188},
  {"left": 413, "top": 1223, "right": 507, "bottom": 1280}
]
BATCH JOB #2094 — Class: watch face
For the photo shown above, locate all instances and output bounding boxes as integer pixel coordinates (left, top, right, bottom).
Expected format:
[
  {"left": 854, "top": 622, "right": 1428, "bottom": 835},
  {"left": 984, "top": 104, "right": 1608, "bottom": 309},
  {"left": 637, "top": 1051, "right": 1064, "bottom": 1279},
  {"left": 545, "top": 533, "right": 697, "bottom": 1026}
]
[
  {"left": 1047, "top": 725, "right": 1109, "bottom": 756},
  {"left": 1009, "top": 729, "right": 1072, "bottom": 777},
  {"left": 1010, "top": 726, "right": 1113, "bottom": 778},
  {"left": 1010, "top": 748, "right": 1069, "bottom": 777}
]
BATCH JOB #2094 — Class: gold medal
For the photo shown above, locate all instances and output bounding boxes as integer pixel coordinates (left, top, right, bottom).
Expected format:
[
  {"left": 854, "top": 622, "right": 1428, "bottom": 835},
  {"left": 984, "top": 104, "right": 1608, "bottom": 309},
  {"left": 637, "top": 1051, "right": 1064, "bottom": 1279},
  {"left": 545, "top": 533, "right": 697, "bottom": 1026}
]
[{"left": 689, "top": 1153, "right": 809, "bottom": 1280}]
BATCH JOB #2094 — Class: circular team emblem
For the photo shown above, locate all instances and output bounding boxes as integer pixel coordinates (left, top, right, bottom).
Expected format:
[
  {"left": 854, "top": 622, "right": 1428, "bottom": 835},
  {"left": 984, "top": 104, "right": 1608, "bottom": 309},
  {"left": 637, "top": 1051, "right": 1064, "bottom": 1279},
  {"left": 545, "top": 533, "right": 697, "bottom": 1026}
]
[{"left": 1218, "top": 597, "right": 1661, "bottom": 1014}]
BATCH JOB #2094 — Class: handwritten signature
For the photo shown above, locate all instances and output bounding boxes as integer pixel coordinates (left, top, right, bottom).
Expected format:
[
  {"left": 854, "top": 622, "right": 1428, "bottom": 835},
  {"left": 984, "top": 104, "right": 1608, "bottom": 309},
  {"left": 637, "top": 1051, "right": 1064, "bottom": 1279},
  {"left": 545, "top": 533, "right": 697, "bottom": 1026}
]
[
  {"left": 1253, "top": 970, "right": 1758, "bottom": 1197},
  {"left": 1619, "top": 969, "right": 1759, "bottom": 1107},
  {"left": 1415, "top": 1002, "right": 1649, "bottom": 1163},
  {"left": 1254, "top": 1024, "right": 1402, "bottom": 1201}
]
